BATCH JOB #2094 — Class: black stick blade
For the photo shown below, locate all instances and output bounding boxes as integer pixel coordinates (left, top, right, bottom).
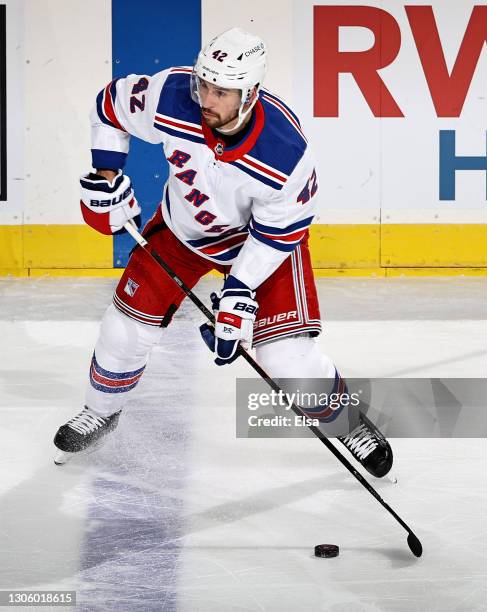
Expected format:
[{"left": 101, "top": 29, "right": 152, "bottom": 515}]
[{"left": 407, "top": 532, "right": 423, "bottom": 557}]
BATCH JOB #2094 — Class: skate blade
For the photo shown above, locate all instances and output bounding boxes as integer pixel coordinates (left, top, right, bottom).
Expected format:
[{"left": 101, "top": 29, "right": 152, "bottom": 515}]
[
  {"left": 368, "top": 469, "right": 397, "bottom": 484},
  {"left": 373, "top": 470, "right": 398, "bottom": 484},
  {"left": 54, "top": 450, "right": 72, "bottom": 465},
  {"left": 386, "top": 471, "right": 398, "bottom": 484},
  {"left": 53, "top": 438, "right": 108, "bottom": 466}
]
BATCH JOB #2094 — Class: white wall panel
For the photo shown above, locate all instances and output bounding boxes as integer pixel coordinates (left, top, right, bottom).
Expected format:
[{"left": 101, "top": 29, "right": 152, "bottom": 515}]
[
  {"left": 201, "top": 0, "right": 294, "bottom": 103},
  {"left": 1, "top": 0, "right": 25, "bottom": 224},
  {"left": 293, "top": 0, "right": 381, "bottom": 224},
  {"left": 23, "top": 0, "right": 111, "bottom": 224}
]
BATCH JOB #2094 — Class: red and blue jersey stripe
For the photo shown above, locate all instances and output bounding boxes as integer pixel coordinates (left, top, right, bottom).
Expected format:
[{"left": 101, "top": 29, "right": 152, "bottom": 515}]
[
  {"left": 260, "top": 89, "right": 307, "bottom": 144},
  {"left": 238, "top": 92, "right": 307, "bottom": 188},
  {"left": 96, "top": 79, "right": 125, "bottom": 131},
  {"left": 154, "top": 113, "right": 205, "bottom": 145},
  {"left": 93, "top": 78, "right": 129, "bottom": 169},
  {"left": 154, "top": 71, "right": 205, "bottom": 145},
  {"left": 249, "top": 215, "right": 314, "bottom": 252},
  {"left": 186, "top": 226, "right": 249, "bottom": 261},
  {"left": 230, "top": 154, "right": 290, "bottom": 191}
]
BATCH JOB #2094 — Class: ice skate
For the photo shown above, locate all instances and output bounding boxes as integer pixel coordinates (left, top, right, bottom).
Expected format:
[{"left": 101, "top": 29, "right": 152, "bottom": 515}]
[
  {"left": 53, "top": 406, "right": 121, "bottom": 465},
  {"left": 338, "top": 412, "right": 393, "bottom": 478}
]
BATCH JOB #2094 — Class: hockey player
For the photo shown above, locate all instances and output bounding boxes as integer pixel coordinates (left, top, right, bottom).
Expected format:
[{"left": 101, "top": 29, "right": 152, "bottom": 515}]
[{"left": 53, "top": 28, "right": 392, "bottom": 477}]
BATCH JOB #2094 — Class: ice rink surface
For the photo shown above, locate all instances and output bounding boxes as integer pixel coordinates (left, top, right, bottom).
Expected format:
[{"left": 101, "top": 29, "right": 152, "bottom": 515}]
[{"left": 1, "top": 276, "right": 487, "bottom": 611}]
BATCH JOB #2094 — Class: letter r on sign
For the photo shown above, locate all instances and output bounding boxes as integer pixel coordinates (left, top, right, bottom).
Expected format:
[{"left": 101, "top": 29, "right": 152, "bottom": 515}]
[{"left": 313, "top": 5, "right": 403, "bottom": 117}]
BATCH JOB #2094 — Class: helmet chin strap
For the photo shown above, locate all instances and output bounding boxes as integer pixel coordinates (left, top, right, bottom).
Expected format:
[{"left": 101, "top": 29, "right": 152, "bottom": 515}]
[
  {"left": 215, "top": 107, "right": 249, "bottom": 135},
  {"left": 216, "top": 90, "right": 257, "bottom": 135}
]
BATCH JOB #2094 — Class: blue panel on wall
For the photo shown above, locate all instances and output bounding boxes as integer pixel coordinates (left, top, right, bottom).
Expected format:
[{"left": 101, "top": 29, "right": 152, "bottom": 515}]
[{"left": 112, "top": 0, "right": 201, "bottom": 266}]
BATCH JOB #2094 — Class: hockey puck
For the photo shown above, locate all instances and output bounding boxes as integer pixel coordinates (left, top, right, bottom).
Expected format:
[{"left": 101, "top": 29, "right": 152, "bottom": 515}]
[{"left": 314, "top": 544, "right": 339, "bottom": 558}]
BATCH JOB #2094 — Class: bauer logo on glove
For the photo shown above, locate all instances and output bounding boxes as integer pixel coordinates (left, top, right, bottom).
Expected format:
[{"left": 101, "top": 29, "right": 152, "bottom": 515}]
[
  {"left": 234, "top": 301, "right": 258, "bottom": 314},
  {"left": 204, "top": 275, "right": 259, "bottom": 366},
  {"left": 89, "top": 186, "right": 133, "bottom": 207},
  {"left": 80, "top": 171, "right": 141, "bottom": 235}
]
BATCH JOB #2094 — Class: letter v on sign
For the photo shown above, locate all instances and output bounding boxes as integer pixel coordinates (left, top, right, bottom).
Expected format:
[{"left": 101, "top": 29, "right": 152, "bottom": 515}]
[
  {"left": 406, "top": 6, "right": 487, "bottom": 117},
  {"left": 314, "top": 5, "right": 487, "bottom": 118}
]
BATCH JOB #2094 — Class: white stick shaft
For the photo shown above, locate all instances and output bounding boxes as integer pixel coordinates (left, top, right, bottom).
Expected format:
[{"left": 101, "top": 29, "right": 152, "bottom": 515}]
[{"left": 124, "top": 221, "right": 148, "bottom": 247}]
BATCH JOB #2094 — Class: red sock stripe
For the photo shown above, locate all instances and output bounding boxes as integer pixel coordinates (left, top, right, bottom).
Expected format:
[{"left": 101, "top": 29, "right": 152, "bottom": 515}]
[{"left": 90, "top": 363, "right": 144, "bottom": 388}]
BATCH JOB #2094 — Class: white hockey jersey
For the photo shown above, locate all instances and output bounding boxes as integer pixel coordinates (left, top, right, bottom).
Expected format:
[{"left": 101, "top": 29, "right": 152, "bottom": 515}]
[{"left": 91, "top": 67, "right": 319, "bottom": 289}]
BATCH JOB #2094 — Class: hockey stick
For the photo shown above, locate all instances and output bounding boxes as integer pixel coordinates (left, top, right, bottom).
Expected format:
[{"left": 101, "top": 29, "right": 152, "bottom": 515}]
[{"left": 123, "top": 220, "right": 423, "bottom": 558}]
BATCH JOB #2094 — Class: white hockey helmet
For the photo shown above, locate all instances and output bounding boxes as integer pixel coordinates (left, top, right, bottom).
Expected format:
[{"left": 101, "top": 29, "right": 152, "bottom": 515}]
[{"left": 191, "top": 27, "right": 267, "bottom": 132}]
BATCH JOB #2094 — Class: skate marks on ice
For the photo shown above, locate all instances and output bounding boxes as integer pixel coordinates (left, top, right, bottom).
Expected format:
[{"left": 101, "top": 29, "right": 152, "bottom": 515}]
[
  {"left": 0, "top": 321, "right": 101, "bottom": 407},
  {"left": 173, "top": 440, "right": 487, "bottom": 612},
  {"left": 0, "top": 308, "right": 196, "bottom": 610},
  {"left": 0, "top": 367, "right": 192, "bottom": 610},
  {"left": 0, "top": 277, "right": 117, "bottom": 321},
  {"left": 74, "top": 327, "right": 199, "bottom": 612},
  {"left": 3, "top": 276, "right": 487, "bottom": 322},
  {"left": 1, "top": 278, "right": 487, "bottom": 610},
  {"left": 1, "top": 437, "right": 486, "bottom": 611}
]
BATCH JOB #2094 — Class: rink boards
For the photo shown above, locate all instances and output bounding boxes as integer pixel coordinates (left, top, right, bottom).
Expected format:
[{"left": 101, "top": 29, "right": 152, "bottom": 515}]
[
  {"left": 1, "top": 0, "right": 486, "bottom": 275},
  {"left": 2, "top": 223, "right": 487, "bottom": 277}
]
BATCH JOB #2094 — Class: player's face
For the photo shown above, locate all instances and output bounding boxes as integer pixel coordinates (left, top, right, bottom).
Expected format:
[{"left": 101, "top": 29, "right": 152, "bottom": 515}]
[{"left": 199, "top": 80, "right": 242, "bottom": 130}]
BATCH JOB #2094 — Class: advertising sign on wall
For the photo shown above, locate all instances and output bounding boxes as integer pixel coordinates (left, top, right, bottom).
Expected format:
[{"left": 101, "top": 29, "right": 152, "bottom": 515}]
[{"left": 295, "top": 1, "right": 487, "bottom": 223}]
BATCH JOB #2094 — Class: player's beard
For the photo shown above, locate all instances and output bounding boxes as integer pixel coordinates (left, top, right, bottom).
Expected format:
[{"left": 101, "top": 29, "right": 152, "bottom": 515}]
[{"left": 202, "top": 108, "right": 239, "bottom": 130}]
